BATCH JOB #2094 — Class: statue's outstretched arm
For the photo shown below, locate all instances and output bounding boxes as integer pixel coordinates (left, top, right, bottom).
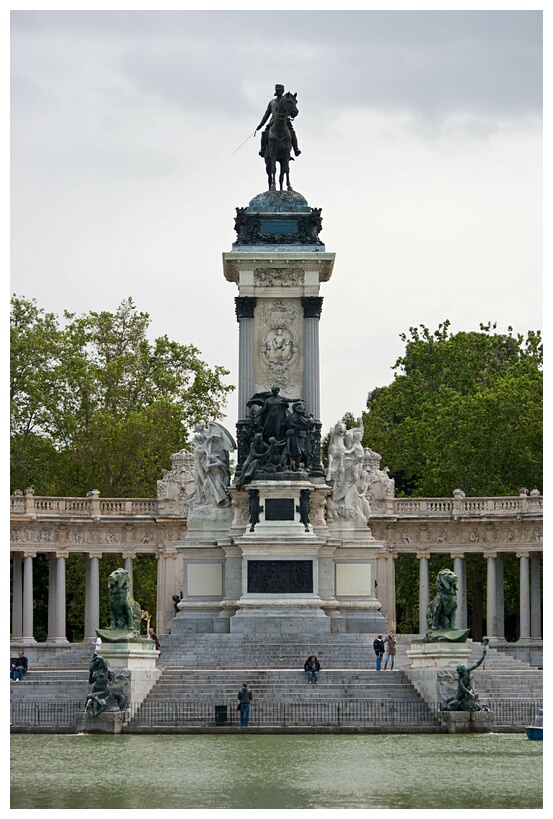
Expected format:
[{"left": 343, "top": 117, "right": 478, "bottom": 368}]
[
  {"left": 257, "top": 105, "right": 272, "bottom": 131},
  {"left": 468, "top": 637, "right": 489, "bottom": 673}
]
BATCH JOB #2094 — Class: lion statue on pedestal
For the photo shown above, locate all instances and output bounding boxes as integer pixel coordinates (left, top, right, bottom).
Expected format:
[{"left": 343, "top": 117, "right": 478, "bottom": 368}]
[
  {"left": 97, "top": 568, "right": 142, "bottom": 642},
  {"left": 427, "top": 568, "right": 458, "bottom": 632}
]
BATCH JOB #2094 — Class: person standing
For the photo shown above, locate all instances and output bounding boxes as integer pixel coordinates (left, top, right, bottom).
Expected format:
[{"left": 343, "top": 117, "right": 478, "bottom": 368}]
[
  {"left": 91, "top": 635, "right": 102, "bottom": 656},
  {"left": 148, "top": 628, "right": 161, "bottom": 654},
  {"left": 384, "top": 631, "right": 397, "bottom": 670},
  {"left": 373, "top": 634, "right": 385, "bottom": 671},
  {"left": 10, "top": 651, "right": 28, "bottom": 681},
  {"left": 237, "top": 682, "right": 253, "bottom": 727},
  {"left": 304, "top": 655, "right": 321, "bottom": 685}
]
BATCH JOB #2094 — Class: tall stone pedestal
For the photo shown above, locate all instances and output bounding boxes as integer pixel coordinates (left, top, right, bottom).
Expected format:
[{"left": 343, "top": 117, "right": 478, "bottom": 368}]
[{"left": 98, "top": 640, "right": 161, "bottom": 705}]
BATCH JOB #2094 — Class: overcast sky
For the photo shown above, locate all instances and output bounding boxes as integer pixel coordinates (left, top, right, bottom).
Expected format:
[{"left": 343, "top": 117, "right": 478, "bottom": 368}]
[{"left": 10, "top": 6, "right": 543, "bottom": 447}]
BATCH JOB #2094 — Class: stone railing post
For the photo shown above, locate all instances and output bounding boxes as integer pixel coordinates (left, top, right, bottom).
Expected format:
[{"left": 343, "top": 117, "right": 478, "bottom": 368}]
[
  {"left": 89, "top": 489, "right": 101, "bottom": 517},
  {"left": 24, "top": 486, "right": 35, "bottom": 516}
]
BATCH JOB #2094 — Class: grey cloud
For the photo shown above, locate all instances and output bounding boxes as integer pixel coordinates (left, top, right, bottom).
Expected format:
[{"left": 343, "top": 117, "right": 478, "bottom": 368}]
[{"left": 11, "top": 9, "right": 542, "bottom": 138}]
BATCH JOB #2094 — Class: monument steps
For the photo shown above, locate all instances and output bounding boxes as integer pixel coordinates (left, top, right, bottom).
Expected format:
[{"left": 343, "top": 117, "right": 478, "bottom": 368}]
[{"left": 9, "top": 636, "right": 542, "bottom": 722}]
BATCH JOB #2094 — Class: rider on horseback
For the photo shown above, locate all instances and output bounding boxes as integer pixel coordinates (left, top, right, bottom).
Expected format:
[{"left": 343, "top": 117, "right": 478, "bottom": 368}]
[{"left": 256, "top": 84, "right": 301, "bottom": 159}]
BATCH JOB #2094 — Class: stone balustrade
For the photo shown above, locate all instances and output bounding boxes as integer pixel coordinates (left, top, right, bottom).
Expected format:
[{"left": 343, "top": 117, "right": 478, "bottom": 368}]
[{"left": 10, "top": 489, "right": 542, "bottom": 522}]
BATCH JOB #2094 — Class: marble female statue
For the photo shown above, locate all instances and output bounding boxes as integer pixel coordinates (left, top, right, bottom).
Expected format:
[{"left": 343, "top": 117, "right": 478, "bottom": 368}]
[{"left": 329, "top": 425, "right": 368, "bottom": 524}]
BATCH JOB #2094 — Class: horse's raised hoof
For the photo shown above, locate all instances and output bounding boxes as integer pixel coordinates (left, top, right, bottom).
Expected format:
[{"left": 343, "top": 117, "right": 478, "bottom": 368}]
[{"left": 287, "top": 186, "right": 294, "bottom": 192}]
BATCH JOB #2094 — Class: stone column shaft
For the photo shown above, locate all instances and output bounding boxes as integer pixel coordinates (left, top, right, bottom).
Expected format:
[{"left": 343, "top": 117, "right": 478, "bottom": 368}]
[
  {"left": 123, "top": 556, "right": 134, "bottom": 592},
  {"left": 518, "top": 553, "right": 530, "bottom": 639},
  {"left": 47, "top": 557, "right": 57, "bottom": 640},
  {"left": 85, "top": 556, "right": 100, "bottom": 638},
  {"left": 418, "top": 555, "right": 429, "bottom": 635},
  {"left": 495, "top": 555, "right": 505, "bottom": 640},
  {"left": 54, "top": 555, "right": 68, "bottom": 642},
  {"left": 452, "top": 555, "right": 467, "bottom": 630},
  {"left": 530, "top": 555, "right": 542, "bottom": 639},
  {"left": 11, "top": 555, "right": 23, "bottom": 640},
  {"left": 235, "top": 297, "right": 257, "bottom": 419},
  {"left": 22, "top": 554, "right": 35, "bottom": 642},
  {"left": 486, "top": 554, "right": 497, "bottom": 638},
  {"left": 302, "top": 297, "right": 323, "bottom": 420}
]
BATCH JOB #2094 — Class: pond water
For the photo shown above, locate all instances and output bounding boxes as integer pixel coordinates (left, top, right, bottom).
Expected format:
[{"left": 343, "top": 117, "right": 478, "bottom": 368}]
[{"left": 11, "top": 732, "right": 542, "bottom": 810}]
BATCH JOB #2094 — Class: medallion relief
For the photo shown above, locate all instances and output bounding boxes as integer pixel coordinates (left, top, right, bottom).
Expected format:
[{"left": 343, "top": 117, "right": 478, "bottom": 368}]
[{"left": 256, "top": 299, "right": 302, "bottom": 391}]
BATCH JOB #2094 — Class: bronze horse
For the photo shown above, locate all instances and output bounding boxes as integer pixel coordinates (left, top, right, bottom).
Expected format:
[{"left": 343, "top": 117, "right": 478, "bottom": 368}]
[{"left": 263, "top": 92, "right": 299, "bottom": 192}]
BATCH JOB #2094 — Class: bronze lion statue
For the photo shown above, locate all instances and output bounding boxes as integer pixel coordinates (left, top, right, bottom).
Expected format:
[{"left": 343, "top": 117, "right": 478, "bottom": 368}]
[
  {"left": 108, "top": 568, "right": 141, "bottom": 636},
  {"left": 426, "top": 568, "right": 458, "bottom": 632}
]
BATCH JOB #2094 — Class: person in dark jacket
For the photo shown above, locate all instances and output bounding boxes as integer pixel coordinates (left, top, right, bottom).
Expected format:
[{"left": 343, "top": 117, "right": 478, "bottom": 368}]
[
  {"left": 237, "top": 682, "right": 253, "bottom": 726},
  {"left": 373, "top": 635, "right": 385, "bottom": 671},
  {"left": 304, "top": 655, "right": 321, "bottom": 685},
  {"left": 11, "top": 651, "right": 28, "bottom": 681}
]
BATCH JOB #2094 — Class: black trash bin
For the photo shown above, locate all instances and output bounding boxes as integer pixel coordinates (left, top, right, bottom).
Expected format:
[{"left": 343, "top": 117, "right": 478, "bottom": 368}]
[{"left": 215, "top": 705, "right": 228, "bottom": 725}]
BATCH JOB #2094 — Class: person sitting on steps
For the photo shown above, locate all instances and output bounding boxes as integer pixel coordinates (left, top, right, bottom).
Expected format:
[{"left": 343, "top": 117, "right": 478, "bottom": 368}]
[{"left": 304, "top": 655, "right": 320, "bottom": 685}]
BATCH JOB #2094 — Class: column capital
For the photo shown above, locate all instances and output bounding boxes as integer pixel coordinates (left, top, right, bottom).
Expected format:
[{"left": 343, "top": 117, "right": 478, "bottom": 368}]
[
  {"left": 450, "top": 552, "right": 465, "bottom": 560},
  {"left": 484, "top": 551, "right": 498, "bottom": 560},
  {"left": 122, "top": 552, "right": 135, "bottom": 560},
  {"left": 54, "top": 552, "right": 67, "bottom": 560},
  {"left": 301, "top": 296, "right": 323, "bottom": 319},
  {"left": 516, "top": 551, "right": 530, "bottom": 559},
  {"left": 23, "top": 551, "right": 37, "bottom": 559},
  {"left": 87, "top": 552, "right": 102, "bottom": 560},
  {"left": 235, "top": 296, "right": 257, "bottom": 320},
  {"left": 416, "top": 553, "right": 430, "bottom": 560}
]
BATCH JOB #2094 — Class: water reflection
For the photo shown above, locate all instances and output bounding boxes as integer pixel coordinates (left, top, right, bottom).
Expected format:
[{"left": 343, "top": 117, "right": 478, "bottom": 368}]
[{"left": 11, "top": 733, "right": 542, "bottom": 810}]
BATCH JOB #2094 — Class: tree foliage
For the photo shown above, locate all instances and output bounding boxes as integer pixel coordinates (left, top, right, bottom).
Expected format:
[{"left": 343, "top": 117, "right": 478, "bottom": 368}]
[
  {"left": 11, "top": 295, "right": 234, "bottom": 497},
  {"left": 362, "top": 321, "right": 542, "bottom": 497}
]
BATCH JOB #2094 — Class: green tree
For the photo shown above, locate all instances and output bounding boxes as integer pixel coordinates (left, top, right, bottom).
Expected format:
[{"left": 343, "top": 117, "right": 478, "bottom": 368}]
[
  {"left": 362, "top": 322, "right": 542, "bottom": 641},
  {"left": 362, "top": 321, "right": 542, "bottom": 497},
  {"left": 11, "top": 295, "right": 234, "bottom": 497}
]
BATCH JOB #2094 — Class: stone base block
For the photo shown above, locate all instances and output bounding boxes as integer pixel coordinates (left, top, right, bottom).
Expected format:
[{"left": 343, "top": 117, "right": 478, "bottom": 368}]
[
  {"left": 406, "top": 639, "right": 471, "bottom": 668},
  {"left": 78, "top": 709, "right": 126, "bottom": 734},
  {"left": 441, "top": 711, "right": 494, "bottom": 733},
  {"left": 342, "top": 610, "right": 389, "bottom": 634},
  {"left": 230, "top": 606, "right": 331, "bottom": 635},
  {"left": 170, "top": 610, "right": 218, "bottom": 634}
]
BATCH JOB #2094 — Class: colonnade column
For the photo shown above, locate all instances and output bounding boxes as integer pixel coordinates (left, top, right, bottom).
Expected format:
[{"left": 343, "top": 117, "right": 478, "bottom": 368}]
[
  {"left": 235, "top": 297, "right": 257, "bottom": 420},
  {"left": 53, "top": 553, "right": 68, "bottom": 643},
  {"left": 11, "top": 555, "right": 23, "bottom": 640},
  {"left": 530, "top": 554, "right": 542, "bottom": 639},
  {"left": 123, "top": 554, "right": 134, "bottom": 593},
  {"left": 517, "top": 552, "right": 530, "bottom": 639},
  {"left": 495, "top": 554, "right": 505, "bottom": 640},
  {"left": 301, "top": 297, "right": 323, "bottom": 420},
  {"left": 22, "top": 552, "right": 36, "bottom": 643},
  {"left": 452, "top": 553, "right": 467, "bottom": 629},
  {"left": 486, "top": 553, "right": 497, "bottom": 638},
  {"left": 47, "top": 556, "right": 57, "bottom": 640},
  {"left": 85, "top": 554, "right": 100, "bottom": 639},
  {"left": 417, "top": 554, "right": 429, "bottom": 635}
]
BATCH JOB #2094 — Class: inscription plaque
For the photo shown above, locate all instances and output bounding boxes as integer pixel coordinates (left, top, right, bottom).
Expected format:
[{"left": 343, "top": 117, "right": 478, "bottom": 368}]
[
  {"left": 247, "top": 560, "right": 313, "bottom": 594},
  {"left": 265, "top": 498, "right": 295, "bottom": 521}
]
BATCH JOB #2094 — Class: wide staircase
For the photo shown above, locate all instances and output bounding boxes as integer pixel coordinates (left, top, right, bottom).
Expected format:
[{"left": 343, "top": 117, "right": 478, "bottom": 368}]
[
  {"left": 10, "top": 635, "right": 542, "bottom": 732},
  {"left": 129, "top": 633, "right": 437, "bottom": 732}
]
